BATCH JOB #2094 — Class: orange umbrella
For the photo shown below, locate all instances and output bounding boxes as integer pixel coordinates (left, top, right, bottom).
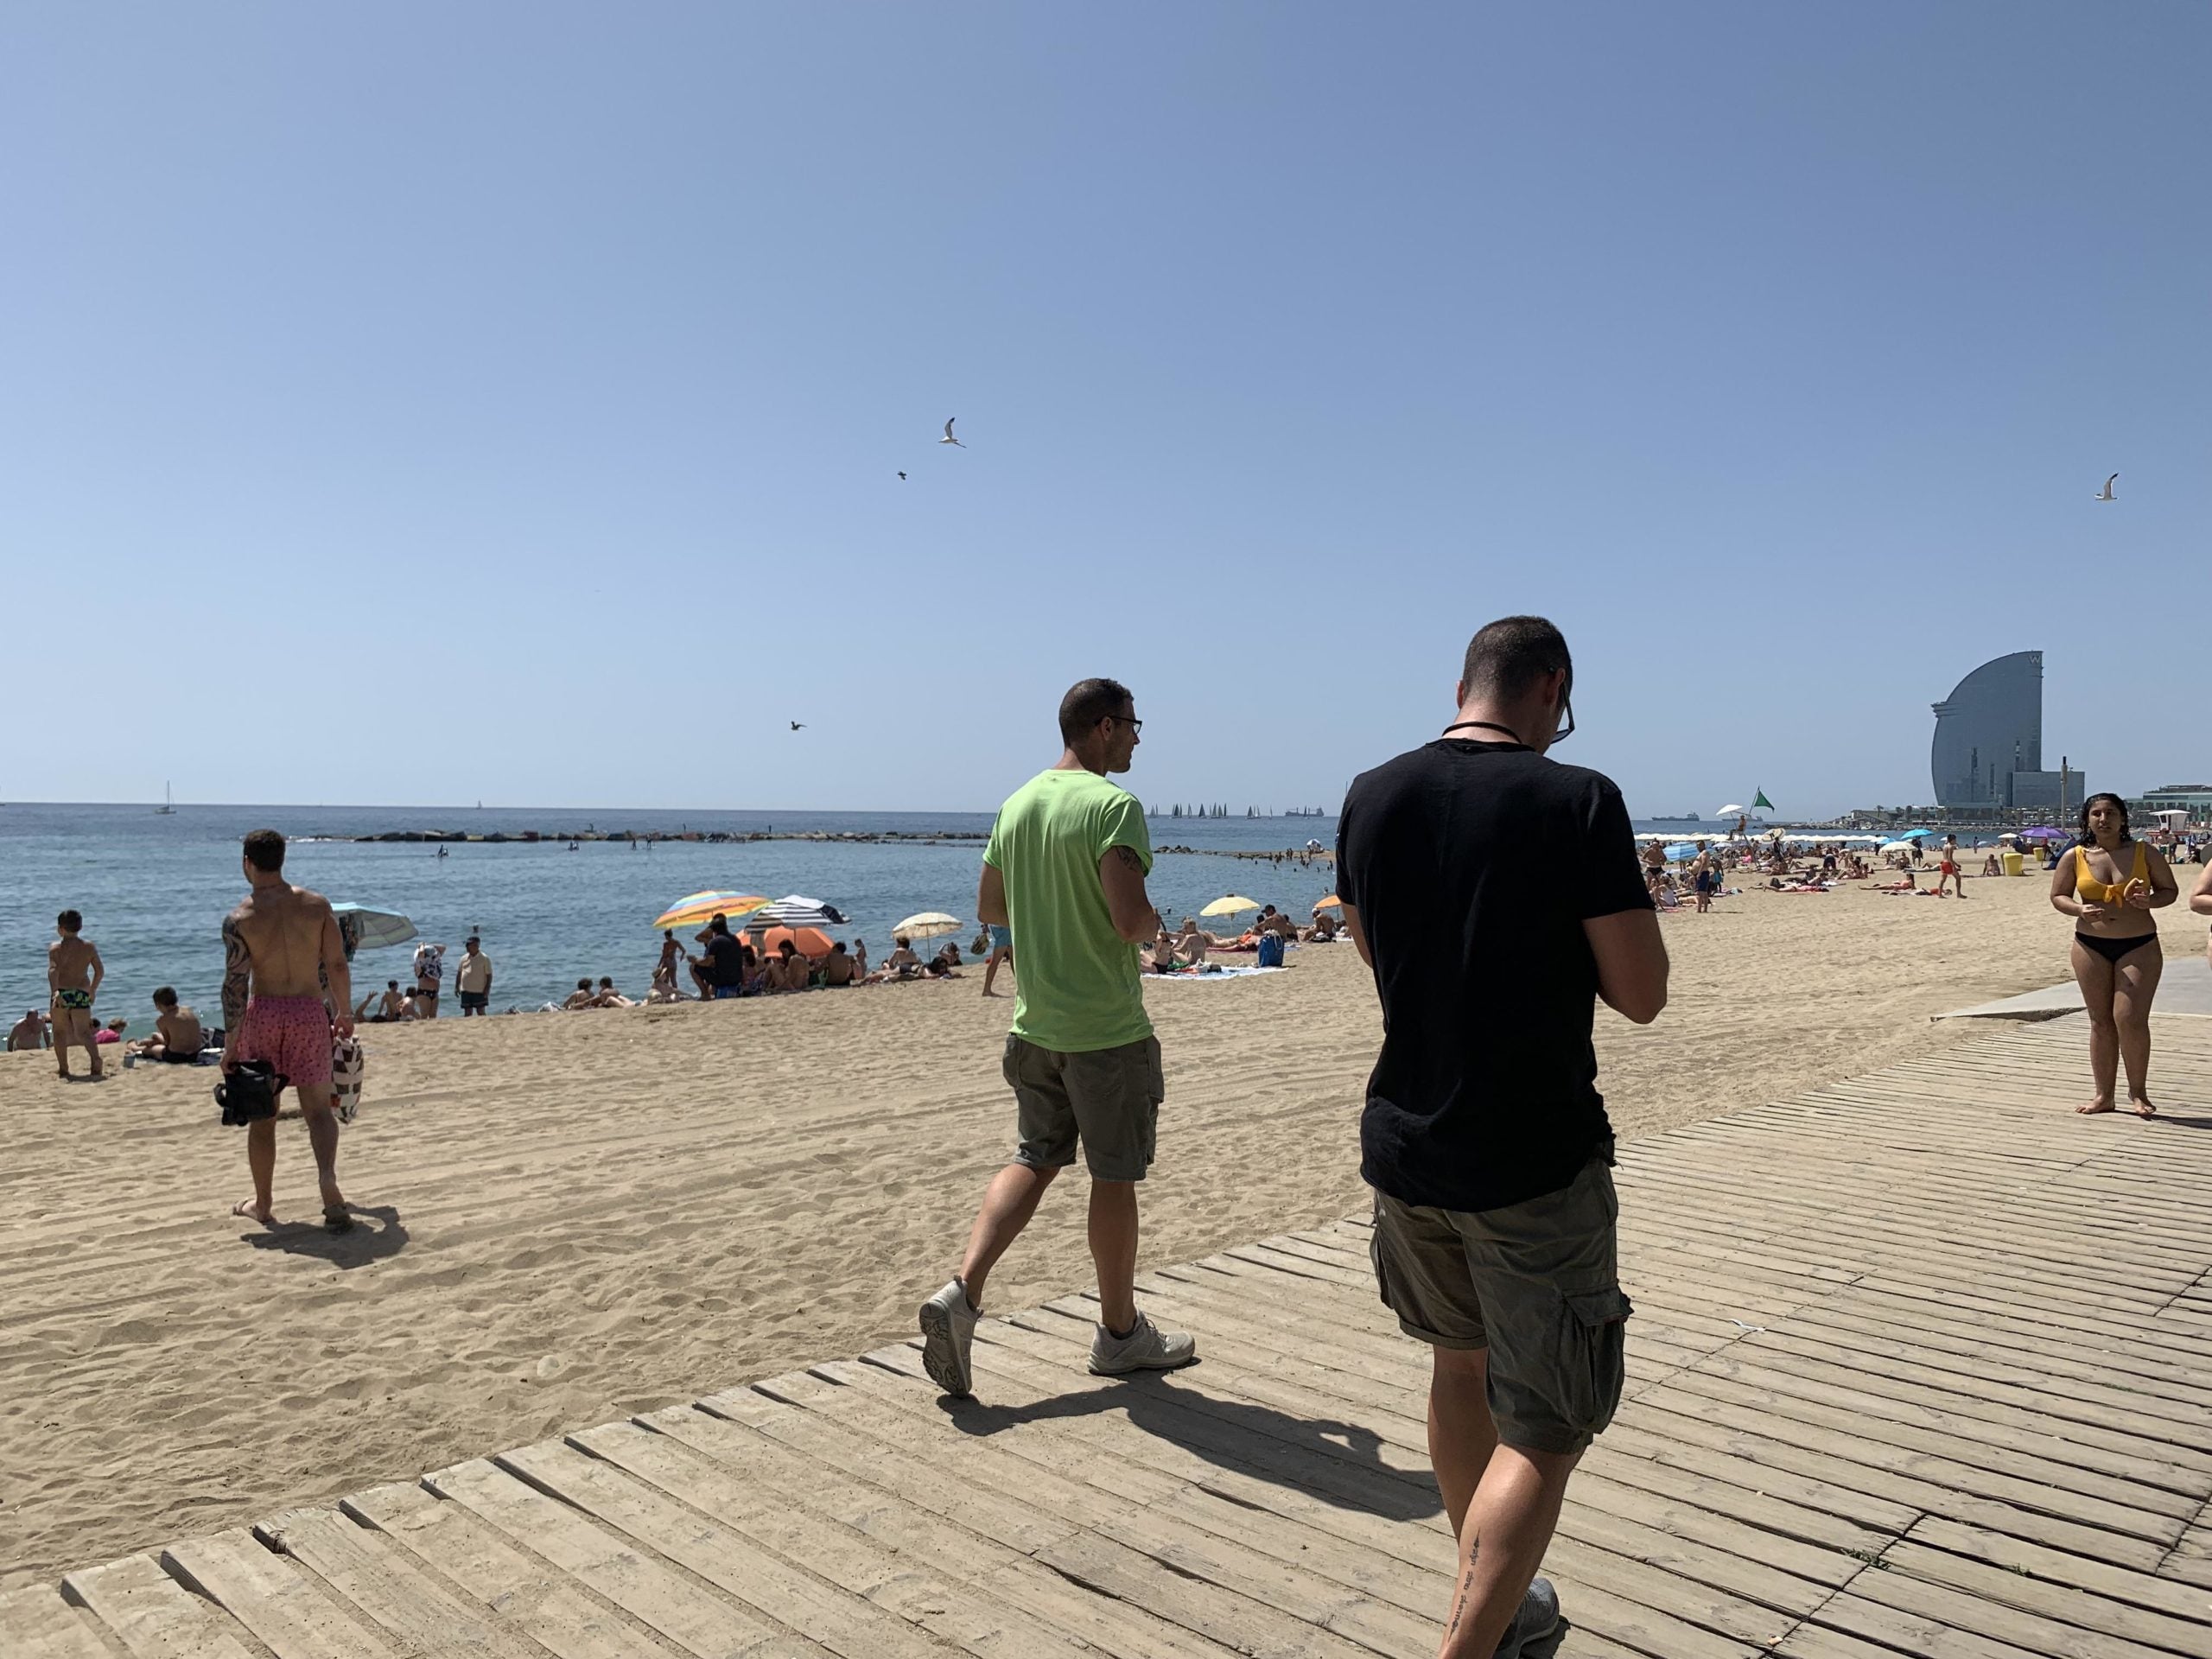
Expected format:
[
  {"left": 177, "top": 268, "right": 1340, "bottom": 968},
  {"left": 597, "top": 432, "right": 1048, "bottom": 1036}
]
[{"left": 754, "top": 925, "right": 834, "bottom": 958}]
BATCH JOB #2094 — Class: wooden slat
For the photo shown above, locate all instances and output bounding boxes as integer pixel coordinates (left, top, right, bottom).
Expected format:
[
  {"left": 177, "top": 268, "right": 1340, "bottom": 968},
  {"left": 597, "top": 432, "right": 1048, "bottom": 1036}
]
[
  {"left": 494, "top": 1439, "right": 952, "bottom": 1659},
  {"left": 340, "top": 1480, "right": 682, "bottom": 1659},
  {"left": 0, "top": 1583, "right": 115, "bottom": 1659},
  {"left": 253, "top": 1503, "right": 549, "bottom": 1657},
  {"left": 424, "top": 1457, "right": 811, "bottom": 1658},
  {"left": 160, "top": 1528, "right": 394, "bottom": 1659},
  {"left": 60, "top": 1554, "right": 260, "bottom": 1658}
]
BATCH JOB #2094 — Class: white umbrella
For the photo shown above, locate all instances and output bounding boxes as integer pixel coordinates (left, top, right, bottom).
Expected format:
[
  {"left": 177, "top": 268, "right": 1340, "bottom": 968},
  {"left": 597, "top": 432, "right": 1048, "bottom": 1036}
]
[
  {"left": 1715, "top": 804, "right": 1745, "bottom": 817},
  {"left": 893, "top": 911, "right": 963, "bottom": 940},
  {"left": 1878, "top": 840, "right": 1916, "bottom": 855},
  {"left": 748, "top": 894, "right": 848, "bottom": 931}
]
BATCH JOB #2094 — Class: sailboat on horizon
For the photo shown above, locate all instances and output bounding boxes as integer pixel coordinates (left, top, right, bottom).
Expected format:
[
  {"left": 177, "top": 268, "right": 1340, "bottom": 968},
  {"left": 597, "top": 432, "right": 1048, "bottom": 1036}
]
[{"left": 154, "top": 783, "right": 175, "bottom": 816}]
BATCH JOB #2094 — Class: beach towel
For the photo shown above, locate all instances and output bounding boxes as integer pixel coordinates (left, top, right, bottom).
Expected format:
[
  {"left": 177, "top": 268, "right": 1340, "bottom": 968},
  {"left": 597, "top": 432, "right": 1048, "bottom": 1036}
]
[
  {"left": 1151, "top": 963, "right": 1286, "bottom": 982},
  {"left": 331, "top": 1032, "right": 365, "bottom": 1123}
]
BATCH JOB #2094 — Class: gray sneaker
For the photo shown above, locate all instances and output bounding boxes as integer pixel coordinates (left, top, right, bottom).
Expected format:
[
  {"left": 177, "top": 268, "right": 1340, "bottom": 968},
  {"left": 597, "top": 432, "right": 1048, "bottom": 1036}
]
[
  {"left": 918, "top": 1277, "right": 979, "bottom": 1396},
  {"left": 1494, "top": 1577, "right": 1560, "bottom": 1659},
  {"left": 1088, "top": 1312, "right": 1197, "bottom": 1376}
]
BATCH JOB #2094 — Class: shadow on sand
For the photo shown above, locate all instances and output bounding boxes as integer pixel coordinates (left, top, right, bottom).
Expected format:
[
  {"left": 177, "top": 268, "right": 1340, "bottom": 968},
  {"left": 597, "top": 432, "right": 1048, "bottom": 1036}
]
[{"left": 245, "top": 1203, "right": 409, "bottom": 1267}]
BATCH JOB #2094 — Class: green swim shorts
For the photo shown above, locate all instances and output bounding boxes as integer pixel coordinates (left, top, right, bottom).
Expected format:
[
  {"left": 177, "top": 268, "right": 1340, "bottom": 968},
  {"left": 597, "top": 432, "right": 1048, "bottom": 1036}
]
[{"left": 1006, "top": 1033, "right": 1164, "bottom": 1183}]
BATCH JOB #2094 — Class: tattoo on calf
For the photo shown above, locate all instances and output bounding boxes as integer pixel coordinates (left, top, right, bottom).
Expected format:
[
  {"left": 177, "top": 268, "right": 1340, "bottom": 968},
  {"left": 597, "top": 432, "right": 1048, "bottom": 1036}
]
[
  {"left": 220, "top": 916, "right": 251, "bottom": 1033},
  {"left": 1445, "top": 1541, "right": 1480, "bottom": 1638}
]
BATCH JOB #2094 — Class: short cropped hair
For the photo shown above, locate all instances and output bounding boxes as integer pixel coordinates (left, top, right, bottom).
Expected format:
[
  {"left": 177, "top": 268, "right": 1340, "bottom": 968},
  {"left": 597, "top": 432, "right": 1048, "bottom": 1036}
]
[
  {"left": 1461, "top": 616, "right": 1573, "bottom": 702},
  {"left": 577, "top": 978, "right": 593, "bottom": 990},
  {"left": 57, "top": 910, "right": 81, "bottom": 932},
  {"left": 152, "top": 987, "right": 177, "bottom": 1007},
  {"left": 242, "top": 829, "right": 287, "bottom": 872},
  {"left": 1058, "top": 677, "right": 1135, "bottom": 745}
]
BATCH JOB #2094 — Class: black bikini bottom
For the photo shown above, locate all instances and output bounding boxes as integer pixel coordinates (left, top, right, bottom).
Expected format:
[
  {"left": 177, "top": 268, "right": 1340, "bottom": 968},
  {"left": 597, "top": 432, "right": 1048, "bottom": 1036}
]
[{"left": 2075, "top": 931, "right": 2157, "bottom": 965}]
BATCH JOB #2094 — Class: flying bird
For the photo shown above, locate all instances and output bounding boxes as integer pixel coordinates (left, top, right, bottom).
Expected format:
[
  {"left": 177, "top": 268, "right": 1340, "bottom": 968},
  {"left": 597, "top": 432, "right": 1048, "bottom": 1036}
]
[
  {"left": 790, "top": 721, "right": 806, "bottom": 731},
  {"left": 2095, "top": 473, "right": 2118, "bottom": 501},
  {"left": 940, "top": 417, "right": 964, "bottom": 448},
  {"left": 897, "top": 471, "right": 906, "bottom": 480}
]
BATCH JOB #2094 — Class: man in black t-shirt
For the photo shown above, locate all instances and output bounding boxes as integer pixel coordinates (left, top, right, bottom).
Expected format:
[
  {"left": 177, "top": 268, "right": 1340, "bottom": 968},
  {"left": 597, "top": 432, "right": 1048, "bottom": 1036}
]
[
  {"left": 699, "top": 917, "right": 747, "bottom": 1000},
  {"left": 1338, "top": 615, "right": 1669, "bottom": 1659}
]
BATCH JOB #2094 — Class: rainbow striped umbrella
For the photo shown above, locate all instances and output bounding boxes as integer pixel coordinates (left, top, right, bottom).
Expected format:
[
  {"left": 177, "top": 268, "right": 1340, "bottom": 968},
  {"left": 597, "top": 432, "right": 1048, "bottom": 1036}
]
[{"left": 652, "top": 891, "right": 770, "bottom": 931}]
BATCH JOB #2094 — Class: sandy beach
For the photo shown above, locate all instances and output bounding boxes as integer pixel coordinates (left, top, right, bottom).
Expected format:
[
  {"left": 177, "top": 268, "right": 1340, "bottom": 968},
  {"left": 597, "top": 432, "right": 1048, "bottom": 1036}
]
[{"left": 3, "top": 864, "right": 2203, "bottom": 1584}]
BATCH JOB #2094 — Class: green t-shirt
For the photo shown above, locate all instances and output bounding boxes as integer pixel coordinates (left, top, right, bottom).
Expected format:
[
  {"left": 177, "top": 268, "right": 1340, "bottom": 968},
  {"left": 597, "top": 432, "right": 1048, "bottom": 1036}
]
[{"left": 984, "top": 768, "right": 1154, "bottom": 1053}]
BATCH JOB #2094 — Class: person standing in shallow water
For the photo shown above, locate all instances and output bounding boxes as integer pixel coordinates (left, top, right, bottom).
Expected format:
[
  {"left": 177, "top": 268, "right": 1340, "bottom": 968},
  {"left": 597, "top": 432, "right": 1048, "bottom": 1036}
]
[
  {"left": 222, "top": 829, "right": 356, "bottom": 1231},
  {"left": 1338, "top": 616, "right": 1669, "bottom": 1659},
  {"left": 2051, "top": 793, "right": 2177, "bottom": 1117},
  {"left": 918, "top": 677, "right": 1195, "bottom": 1398}
]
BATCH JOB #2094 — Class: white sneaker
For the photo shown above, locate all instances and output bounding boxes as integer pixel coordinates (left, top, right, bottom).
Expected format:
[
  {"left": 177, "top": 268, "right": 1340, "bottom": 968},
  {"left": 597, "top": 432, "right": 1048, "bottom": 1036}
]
[
  {"left": 918, "top": 1277, "right": 979, "bottom": 1396},
  {"left": 1088, "top": 1312, "right": 1197, "bottom": 1376}
]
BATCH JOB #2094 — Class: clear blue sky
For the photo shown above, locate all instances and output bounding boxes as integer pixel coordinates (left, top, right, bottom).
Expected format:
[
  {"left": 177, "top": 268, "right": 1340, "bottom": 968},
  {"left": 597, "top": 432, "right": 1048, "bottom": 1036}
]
[{"left": 5, "top": 5, "right": 2204, "bottom": 818}]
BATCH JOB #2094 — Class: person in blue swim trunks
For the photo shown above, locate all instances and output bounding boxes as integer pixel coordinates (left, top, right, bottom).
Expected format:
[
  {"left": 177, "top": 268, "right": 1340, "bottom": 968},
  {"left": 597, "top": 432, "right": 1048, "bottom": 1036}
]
[{"left": 982, "top": 921, "right": 1014, "bottom": 998}]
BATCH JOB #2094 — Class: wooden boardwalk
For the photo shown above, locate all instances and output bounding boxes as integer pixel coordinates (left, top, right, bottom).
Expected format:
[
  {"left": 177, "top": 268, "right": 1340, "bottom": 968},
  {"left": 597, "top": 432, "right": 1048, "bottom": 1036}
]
[{"left": 7, "top": 1017, "right": 2211, "bottom": 1658}]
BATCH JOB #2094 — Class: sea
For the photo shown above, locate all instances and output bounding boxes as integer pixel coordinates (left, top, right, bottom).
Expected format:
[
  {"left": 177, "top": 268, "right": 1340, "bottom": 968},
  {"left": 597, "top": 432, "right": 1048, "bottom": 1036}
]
[{"left": 0, "top": 802, "right": 1347, "bottom": 1027}]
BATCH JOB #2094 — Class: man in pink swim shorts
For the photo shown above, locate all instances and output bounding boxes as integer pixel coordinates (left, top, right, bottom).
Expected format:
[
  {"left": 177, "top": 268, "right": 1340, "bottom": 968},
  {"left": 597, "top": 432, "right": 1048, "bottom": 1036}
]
[{"left": 221, "top": 829, "right": 357, "bottom": 1233}]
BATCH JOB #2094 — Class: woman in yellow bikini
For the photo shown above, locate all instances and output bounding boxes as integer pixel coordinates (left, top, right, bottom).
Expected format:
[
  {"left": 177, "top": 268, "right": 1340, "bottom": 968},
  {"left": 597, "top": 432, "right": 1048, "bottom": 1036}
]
[{"left": 2050, "top": 794, "right": 2177, "bottom": 1116}]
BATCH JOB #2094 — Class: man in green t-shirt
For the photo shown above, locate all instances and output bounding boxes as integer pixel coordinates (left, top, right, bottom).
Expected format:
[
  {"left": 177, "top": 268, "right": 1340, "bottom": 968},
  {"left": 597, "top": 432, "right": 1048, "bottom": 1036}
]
[{"left": 918, "top": 678, "right": 1198, "bottom": 1396}]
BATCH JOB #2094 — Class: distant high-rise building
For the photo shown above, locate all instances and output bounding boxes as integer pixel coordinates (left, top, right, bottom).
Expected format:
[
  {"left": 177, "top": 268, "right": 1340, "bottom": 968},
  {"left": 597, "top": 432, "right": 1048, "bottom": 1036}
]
[{"left": 1930, "top": 652, "right": 2083, "bottom": 812}]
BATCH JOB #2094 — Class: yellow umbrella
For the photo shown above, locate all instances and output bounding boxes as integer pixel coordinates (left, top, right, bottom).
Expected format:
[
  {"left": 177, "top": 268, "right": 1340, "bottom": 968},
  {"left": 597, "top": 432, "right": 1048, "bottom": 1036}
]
[
  {"left": 1312, "top": 894, "right": 1342, "bottom": 912},
  {"left": 893, "top": 911, "right": 963, "bottom": 940},
  {"left": 652, "top": 891, "right": 770, "bottom": 931},
  {"left": 1201, "top": 894, "right": 1261, "bottom": 918}
]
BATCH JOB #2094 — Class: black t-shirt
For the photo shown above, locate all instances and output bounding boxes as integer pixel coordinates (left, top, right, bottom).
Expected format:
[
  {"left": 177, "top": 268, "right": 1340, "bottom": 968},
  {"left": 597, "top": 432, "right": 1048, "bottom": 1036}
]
[
  {"left": 703, "top": 933, "right": 745, "bottom": 987},
  {"left": 1337, "top": 740, "right": 1652, "bottom": 1213}
]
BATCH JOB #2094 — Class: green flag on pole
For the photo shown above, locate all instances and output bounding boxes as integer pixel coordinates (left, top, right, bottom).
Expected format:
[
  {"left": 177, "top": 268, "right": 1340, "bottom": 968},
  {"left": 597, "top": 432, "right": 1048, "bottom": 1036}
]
[{"left": 1751, "top": 789, "right": 1774, "bottom": 810}]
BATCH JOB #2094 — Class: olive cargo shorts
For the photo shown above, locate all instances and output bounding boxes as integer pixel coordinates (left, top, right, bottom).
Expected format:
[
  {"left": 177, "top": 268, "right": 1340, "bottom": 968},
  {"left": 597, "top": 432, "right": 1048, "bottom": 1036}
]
[
  {"left": 1369, "top": 1156, "right": 1631, "bottom": 1454},
  {"left": 1006, "top": 1033, "right": 1164, "bottom": 1182}
]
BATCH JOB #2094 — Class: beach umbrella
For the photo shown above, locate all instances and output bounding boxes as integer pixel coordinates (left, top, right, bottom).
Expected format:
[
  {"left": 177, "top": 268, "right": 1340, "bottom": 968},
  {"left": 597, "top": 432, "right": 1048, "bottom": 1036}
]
[
  {"left": 1201, "top": 895, "right": 1262, "bottom": 918},
  {"left": 1897, "top": 829, "right": 1937, "bottom": 841},
  {"left": 1878, "top": 840, "right": 1916, "bottom": 855},
  {"left": 2018, "top": 827, "right": 2065, "bottom": 842},
  {"left": 893, "top": 911, "right": 963, "bottom": 940},
  {"left": 330, "top": 903, "right": 416, "bottom": 951},
  {"left": 752, "top": 894, "right": 848, "bottom": 930},
  {"left": 1663, "top": 842, "right": 1699, "bottom": 861},
  {"left": 1715, "top": 804, "right": 1745, "bottom": 818},
  {"left": 1312, "top": 894, "right": 1342, "bottom": 912},
  {"left": 757, "top": 925, "right": 835, "bottom": 958},
  {"left": 653, "top": 891, "right": 769, "bottom": 931}
]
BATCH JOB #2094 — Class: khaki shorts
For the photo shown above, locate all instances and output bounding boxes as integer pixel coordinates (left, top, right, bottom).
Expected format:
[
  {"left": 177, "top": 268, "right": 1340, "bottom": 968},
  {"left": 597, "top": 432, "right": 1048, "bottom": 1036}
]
[
  {"left": 1370, "top": 1156, "right": 1630, "bottom": 1455},
  {"left": 1007, "top": 1033, "right": 1163, "bottom": 1182}
]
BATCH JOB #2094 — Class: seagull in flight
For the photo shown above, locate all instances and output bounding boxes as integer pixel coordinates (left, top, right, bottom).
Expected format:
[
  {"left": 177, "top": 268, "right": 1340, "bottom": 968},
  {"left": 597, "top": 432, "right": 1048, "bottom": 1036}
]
[
  {"left": 897, "top": 471, "right": 906, "bottom": 480},
  {"left": 2094, "top": 473, "right": 2118, "bottom": 502},
  {"left": 789, "top": 721, "right": 806, "bottom": 732},
  {"left": 940, "top": 417, "right": 964, "bottom": 448}
]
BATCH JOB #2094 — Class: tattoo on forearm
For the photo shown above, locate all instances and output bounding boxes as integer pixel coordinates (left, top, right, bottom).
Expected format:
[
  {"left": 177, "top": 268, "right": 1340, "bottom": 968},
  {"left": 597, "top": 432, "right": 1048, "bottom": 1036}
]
[{"left": 221, "top": 917, "right": 251, "bottom": 1033}]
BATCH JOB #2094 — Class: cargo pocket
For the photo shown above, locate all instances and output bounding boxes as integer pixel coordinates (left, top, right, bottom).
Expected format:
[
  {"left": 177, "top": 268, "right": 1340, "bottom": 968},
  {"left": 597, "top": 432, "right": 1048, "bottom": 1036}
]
[{"left": 1560, "top": 1287, "right": 1633, "bottom": 1438}]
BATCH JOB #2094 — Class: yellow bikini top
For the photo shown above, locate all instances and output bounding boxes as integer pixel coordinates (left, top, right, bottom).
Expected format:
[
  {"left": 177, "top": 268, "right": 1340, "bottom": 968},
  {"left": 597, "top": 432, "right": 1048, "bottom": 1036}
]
[{"left": 2075, "top": 841, "right": 2147, "bottom": 905}]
